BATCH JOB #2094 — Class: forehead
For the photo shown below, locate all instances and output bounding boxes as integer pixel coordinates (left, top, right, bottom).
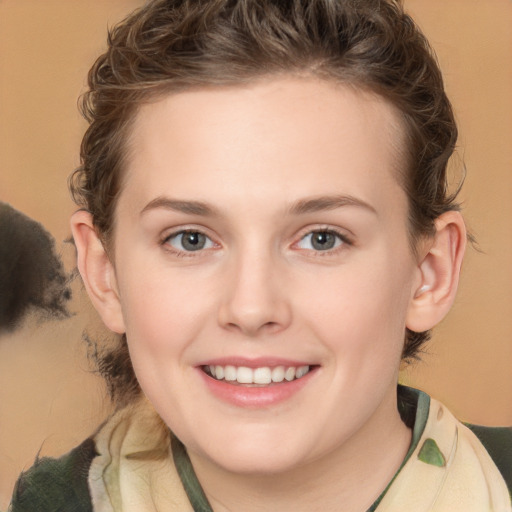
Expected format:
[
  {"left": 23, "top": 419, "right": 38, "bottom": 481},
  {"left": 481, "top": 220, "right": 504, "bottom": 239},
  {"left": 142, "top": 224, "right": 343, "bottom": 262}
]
[{"left": 121, "top": 78, "right": 407, "bottom": 220}]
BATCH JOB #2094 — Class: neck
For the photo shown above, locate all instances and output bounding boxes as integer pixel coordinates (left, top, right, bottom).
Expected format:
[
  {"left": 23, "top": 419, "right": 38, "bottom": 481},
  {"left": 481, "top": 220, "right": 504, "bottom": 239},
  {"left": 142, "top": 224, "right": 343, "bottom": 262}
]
[{"left": 188, "top": 387, "right": 412, "bottom": 512}]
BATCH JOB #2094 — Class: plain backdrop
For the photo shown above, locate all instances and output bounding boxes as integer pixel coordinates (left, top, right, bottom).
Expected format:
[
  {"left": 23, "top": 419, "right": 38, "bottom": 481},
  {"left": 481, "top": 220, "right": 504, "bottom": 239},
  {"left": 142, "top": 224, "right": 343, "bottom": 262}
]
[{"left": 1, "top": 0, "right": 511, "bottom": 508}]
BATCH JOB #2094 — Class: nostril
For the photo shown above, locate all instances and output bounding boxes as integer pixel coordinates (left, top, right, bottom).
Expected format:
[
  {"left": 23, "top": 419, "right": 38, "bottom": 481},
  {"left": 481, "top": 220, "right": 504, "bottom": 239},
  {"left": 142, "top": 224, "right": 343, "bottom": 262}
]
[{"left": 217, "top": 286, "right": 292, "bottom": 336}]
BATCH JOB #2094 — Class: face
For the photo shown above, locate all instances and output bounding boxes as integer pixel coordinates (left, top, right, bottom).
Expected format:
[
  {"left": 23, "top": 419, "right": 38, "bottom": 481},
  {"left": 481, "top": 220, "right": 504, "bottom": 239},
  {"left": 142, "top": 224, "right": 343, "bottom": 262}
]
[{"left": 110, "top": 78, "right": 421, "bottom": 475}]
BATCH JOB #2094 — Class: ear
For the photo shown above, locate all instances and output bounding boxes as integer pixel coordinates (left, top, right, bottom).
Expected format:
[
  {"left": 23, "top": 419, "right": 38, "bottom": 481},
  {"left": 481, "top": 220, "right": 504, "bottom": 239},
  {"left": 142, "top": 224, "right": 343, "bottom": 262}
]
[
  {"left": 406, "top": 211, "right": 466, "bottom": 333},
  {"left": 70, "top": 210, "right": 126, "bottom": 334}
]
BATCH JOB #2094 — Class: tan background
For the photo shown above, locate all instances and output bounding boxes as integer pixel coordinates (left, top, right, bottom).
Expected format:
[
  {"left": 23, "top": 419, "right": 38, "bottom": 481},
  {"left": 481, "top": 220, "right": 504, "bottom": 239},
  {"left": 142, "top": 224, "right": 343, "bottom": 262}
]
[{"left": 0, "top": 0, "right": 511, "bottom": 507}]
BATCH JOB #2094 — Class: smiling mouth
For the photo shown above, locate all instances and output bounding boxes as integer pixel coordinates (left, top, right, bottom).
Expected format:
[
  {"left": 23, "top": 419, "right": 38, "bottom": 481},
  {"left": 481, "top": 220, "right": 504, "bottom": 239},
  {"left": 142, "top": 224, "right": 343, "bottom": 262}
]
[{"left": 202, "top": 364, "right": 314, "bottom": 386}]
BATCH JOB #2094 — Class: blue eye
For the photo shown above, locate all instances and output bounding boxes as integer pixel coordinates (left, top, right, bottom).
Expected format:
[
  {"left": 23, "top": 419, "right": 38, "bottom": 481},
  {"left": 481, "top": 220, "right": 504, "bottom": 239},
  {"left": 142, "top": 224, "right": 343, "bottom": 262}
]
[
  {"left": 297, "top": 230, "right": 345, "bottom": 251},
  {"left": 166, "top": 231, "right": 215, "bottom": 252}
]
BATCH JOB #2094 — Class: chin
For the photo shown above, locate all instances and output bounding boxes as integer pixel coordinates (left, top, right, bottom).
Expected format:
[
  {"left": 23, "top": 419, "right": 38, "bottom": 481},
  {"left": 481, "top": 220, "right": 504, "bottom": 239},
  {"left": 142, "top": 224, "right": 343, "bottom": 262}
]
[
  {"left": 193, "top": 430, "right": 313, "bottom": 476},
  {"left": 213, "top": 452, "right": 304, "bottom": 476}
]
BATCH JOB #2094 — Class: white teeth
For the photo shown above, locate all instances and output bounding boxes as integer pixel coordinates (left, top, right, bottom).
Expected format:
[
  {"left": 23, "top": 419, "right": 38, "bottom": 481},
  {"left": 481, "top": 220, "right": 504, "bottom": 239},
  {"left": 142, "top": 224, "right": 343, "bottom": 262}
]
[
  {"left": 224, "top": 365, "right": 237, "bottom": 381},
  {"left": 295, "top": 365, "right": 309, "bottom": 378},
  {"left": 214, "top": 365, "right": 224, "bottom": 380},
  {"left": 284, "top": 367, "right": 296, "bottom": 381},
  {"left": 271, "top": 366, "right": 285, "bottom": 383},
  {"left": 253, "top": 367, "right": 272, "bottom": 384},
  {"left": 236, "top": 366, "right": 253, "bottom": 384},
  {"left": 207, "top": 364, "right": 311, "bottom": 384}
]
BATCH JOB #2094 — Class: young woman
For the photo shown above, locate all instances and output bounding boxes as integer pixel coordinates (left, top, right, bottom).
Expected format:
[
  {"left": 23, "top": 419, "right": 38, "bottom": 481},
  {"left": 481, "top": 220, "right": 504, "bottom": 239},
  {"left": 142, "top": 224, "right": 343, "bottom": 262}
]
[{"left": 10, "top": 0, "right": 511, "bottom": 510}]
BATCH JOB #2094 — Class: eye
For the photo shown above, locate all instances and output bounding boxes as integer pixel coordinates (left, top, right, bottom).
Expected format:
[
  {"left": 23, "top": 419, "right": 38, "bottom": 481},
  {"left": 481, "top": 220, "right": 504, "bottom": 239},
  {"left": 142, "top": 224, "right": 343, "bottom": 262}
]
[
  {"left": 165, "top": 230, "right": 215, "bottom": 252},
  {"left": 296, "top": 230, "right": 347, "bottom": 251}
]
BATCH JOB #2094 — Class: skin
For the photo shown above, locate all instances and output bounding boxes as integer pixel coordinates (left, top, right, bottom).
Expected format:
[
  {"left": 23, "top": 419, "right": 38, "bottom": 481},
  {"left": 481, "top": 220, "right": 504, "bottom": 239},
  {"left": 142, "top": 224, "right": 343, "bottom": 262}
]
[{"left": 72, "top": 77, "right": 466, "bottom": 511}]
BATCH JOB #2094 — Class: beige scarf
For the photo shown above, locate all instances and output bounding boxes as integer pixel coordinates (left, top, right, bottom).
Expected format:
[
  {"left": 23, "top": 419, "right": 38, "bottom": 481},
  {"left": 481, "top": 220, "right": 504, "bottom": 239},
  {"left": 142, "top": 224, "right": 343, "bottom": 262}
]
[{"left": 88, "top": 396, "right": 510, "bottom": 512}]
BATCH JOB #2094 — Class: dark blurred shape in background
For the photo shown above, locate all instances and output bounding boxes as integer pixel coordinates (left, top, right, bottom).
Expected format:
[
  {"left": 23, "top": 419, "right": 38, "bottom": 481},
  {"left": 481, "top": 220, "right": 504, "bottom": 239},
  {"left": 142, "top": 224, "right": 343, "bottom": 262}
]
[{"left": 0, "top": 202, "right": 71, "bottom": 333}]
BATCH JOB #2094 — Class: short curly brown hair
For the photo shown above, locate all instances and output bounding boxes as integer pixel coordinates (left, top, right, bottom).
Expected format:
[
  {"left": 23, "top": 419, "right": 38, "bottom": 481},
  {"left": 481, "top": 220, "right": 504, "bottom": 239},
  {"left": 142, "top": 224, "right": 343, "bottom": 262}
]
[{"left": 70, "top": 0, "right": 460, "bottom": 405}]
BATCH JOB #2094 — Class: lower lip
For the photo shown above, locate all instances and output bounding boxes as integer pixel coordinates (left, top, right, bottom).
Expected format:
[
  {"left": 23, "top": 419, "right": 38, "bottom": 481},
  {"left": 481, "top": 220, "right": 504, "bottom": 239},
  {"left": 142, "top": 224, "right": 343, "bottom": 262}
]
[{"left": 198, "top": 367, "right": 317, "bottom": 408}]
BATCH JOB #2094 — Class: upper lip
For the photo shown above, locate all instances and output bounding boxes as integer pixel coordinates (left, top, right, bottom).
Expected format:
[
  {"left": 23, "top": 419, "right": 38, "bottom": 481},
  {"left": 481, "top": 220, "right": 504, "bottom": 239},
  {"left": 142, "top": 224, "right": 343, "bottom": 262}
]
[{"left": 197, "top": 357, "right": 316, "bottom": 368}]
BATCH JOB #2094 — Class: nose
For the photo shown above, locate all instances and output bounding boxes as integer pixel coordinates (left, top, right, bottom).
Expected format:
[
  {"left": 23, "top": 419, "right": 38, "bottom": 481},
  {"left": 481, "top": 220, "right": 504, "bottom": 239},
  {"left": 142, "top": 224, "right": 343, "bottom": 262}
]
[{"left": 217, "top": 248, "right": 292, "bottom": 337}]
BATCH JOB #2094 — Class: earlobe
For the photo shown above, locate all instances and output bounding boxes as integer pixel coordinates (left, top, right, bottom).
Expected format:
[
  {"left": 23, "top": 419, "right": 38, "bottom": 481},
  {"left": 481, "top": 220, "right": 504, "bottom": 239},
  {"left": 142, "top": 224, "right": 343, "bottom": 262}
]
[
  {"left": 406, "top": 211, "right": 466, "bottom": 333},
  {"left": 70, "top": 210, "right": 126, "bottom": 334}
]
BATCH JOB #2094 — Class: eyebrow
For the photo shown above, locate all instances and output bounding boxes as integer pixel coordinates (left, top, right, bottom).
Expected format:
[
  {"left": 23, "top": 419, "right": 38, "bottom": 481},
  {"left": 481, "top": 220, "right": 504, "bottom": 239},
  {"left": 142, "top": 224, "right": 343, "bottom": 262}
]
[
  {"left": 140, "top": 197, "right": 218, "bottom": 217},
  {"left": 140, "top": 194, "right": 377, "bottom": 217},
  {"left": 288, "top": 195, "right": 377, "bottom": 216}
]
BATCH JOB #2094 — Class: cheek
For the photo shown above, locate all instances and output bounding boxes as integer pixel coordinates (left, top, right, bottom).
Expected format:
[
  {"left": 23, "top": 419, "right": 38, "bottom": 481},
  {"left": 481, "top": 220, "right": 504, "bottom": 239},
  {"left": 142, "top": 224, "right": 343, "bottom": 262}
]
[
  {"left": 115, "top": 257, "right": 224, "bottom": 372},
  {"left": 123, "top": 296, "right": 201, "bottom": 355},
  {"left": 298, "top": 253, "right": 414, "bottom": 360}
]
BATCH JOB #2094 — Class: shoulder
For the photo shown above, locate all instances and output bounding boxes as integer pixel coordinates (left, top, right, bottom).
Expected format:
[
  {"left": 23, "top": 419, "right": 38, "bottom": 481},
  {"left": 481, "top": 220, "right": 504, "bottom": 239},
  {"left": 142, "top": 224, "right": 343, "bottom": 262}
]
[
  {"left": 466, "top": 423, "right": 512, "bottom": 495},
  {"left": 383, "top": 387, "right": 512, "bottom": 510},
  {"left": 9, "top": 399, "right": 193, "bottom": 512},
  {"left": 399, "top": 386, "right": 511, "bottom": 494},
  {"left": 10, "top": 437, "right": 97, "bottom": 512}
]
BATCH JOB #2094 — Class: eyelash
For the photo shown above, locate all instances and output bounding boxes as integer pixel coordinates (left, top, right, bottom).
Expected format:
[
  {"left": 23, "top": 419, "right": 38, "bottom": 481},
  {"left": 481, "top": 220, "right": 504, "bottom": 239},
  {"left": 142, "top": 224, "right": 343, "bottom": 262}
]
[
  {"left": 161, "top": 229, "right": 218, "bottom": 258},
  {"left": 161, "top": 227, "right": 353, "bottom": 257},
  {"left": 293, "top": 228, "right": 353, "bottom": 256}
]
